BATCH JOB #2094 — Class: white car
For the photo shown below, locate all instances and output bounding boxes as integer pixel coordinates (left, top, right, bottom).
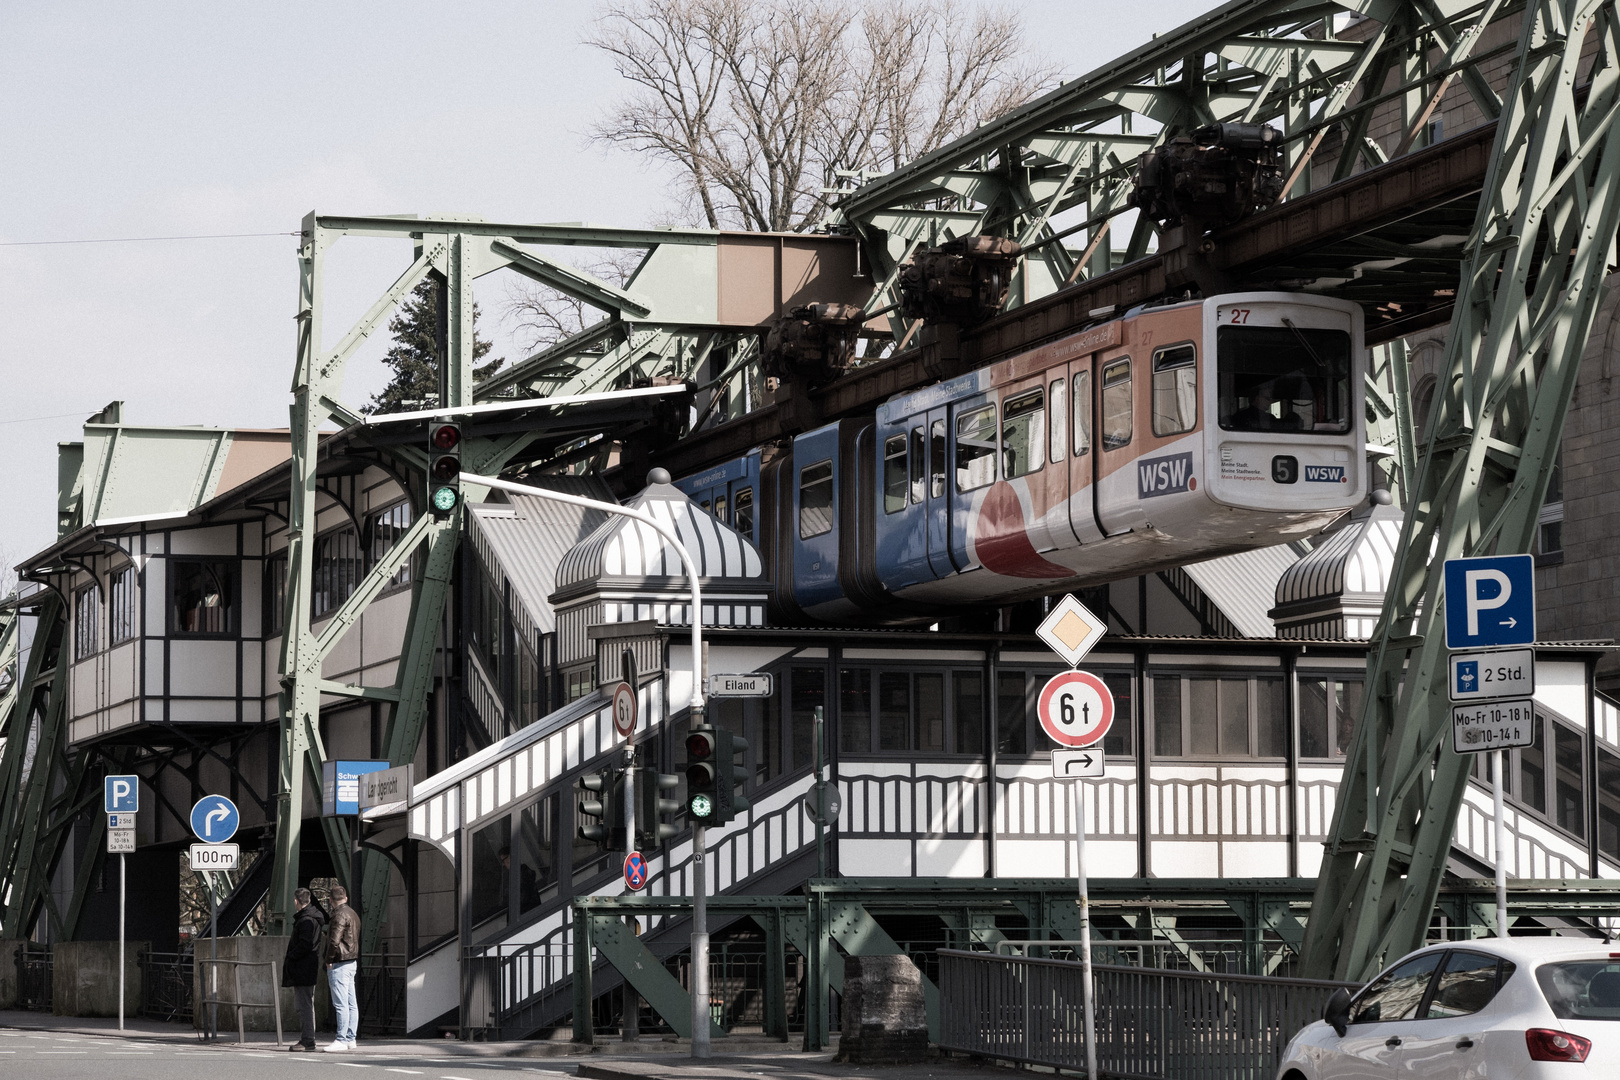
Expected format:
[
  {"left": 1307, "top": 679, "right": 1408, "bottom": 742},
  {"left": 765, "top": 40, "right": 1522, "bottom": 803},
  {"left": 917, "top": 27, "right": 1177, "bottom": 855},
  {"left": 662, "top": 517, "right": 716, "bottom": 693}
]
[{"left": 1279, "top": 937, "right": 1620, "bottom": 1078}]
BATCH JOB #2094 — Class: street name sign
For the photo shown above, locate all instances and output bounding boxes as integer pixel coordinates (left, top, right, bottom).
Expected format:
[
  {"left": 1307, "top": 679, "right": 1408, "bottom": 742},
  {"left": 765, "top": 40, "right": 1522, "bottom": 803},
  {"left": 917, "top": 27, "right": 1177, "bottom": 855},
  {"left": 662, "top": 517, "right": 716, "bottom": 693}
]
[
  {"left": 1036, "top": 594, "right": 1108, "bottom": 668},
  {"left": 1037, "top": 671, "right": 1114, "bottom": 748},
  {"left": 1449, "top": 648, "right": 1535, "bottom": 702},
  {"left": 358, "top": 764, "right": 411, "bottom": 816},
  {"left": 1452, "top": 698, "right": 1537, "bottom": 754},
  {"left": 189, "top": 795, "right": 239, "bottom": 844},
  {"left": 1444, "top": 554, "right": 1535, "bottom": 649},
  {"left": 105, "top": 775, "right": 138, "bottom": 814},
  {"left": 1051, "top": 747, "right": 1105, "bottom": 778},
  {"left": 107, "top": 828, "right": 136, "bottom": 854},
  {"left": 709, "top": 672, "right": 773, "bottom": 697},
  {"left": 188, "top": 843, "right": 239, "bottom": 871}
]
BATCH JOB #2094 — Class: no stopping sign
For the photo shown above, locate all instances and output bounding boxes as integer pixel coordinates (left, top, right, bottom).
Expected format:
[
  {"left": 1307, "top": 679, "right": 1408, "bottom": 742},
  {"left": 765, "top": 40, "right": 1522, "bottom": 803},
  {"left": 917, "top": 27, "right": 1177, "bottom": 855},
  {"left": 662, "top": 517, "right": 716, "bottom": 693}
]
[{"left": 1037, "top": 671, "right": 1114, "bottom": 747}]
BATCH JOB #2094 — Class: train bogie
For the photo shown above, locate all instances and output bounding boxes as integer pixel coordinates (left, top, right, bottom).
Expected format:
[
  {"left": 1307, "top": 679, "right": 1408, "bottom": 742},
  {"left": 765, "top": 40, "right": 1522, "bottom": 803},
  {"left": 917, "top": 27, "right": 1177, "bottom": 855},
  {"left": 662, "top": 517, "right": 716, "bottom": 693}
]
[{"left": 678, "top": 291, "right": 1367, "bottom": 624}]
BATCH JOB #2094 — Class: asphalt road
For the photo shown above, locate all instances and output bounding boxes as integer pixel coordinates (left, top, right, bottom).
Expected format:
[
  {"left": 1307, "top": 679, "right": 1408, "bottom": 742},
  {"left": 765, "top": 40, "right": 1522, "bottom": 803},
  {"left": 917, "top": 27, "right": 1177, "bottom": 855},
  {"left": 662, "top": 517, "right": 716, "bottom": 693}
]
[{"left": 0, "top": 1029, "right": 579, "bottom": 1079}]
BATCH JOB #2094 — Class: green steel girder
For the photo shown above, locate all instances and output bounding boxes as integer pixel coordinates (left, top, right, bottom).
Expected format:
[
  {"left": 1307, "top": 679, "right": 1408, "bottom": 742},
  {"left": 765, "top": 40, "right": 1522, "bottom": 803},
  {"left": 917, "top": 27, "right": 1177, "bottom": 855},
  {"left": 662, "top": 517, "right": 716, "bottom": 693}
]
[
  {"left": 1302, "top": 0, "right": 1620, "bottom": 982},
  {"left": 586, "top": 914, "right": 726, "bottom": 1041}
]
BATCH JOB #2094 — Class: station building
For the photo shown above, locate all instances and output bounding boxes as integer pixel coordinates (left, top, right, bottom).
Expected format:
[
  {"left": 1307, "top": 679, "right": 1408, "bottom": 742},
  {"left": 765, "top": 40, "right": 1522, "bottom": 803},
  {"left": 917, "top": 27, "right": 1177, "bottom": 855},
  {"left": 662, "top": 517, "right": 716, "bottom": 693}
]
[{"left": 8, "top": 393, "right": 1617, "bottom": 1036}]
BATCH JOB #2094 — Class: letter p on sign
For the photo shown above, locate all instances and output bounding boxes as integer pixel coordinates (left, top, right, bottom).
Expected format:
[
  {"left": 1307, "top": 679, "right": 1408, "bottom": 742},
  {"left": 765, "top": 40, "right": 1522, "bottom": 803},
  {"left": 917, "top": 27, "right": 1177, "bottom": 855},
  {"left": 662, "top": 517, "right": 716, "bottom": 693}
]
[
  {"left": 1444, "top": 554, "right": 1535, "bottom": 649},
  {"left": 104, "top": 775, "right": 139, "bottom": 814}
]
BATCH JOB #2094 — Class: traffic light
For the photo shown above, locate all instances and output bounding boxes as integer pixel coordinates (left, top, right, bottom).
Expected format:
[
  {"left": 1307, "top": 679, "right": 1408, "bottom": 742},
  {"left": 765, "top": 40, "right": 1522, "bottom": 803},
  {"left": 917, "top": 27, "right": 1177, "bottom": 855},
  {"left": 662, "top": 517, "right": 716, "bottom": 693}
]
[
  {"left": 684, "top": 727, "right": 719, "bottom": 824},
  {"left": 684, "top": 727, "right": 750, "bottom": 825},
  {"left": 715, "top": 728, "right": 750, "bottom": 822},
  {"left": 427, "top": 421, "right": 462, "bottom": 519},
  {"left": 577, "top": 767, "right": 625, "bottom": 850},
  {"left": 636, "top": 767, "right": 681, "bottom": 848}
]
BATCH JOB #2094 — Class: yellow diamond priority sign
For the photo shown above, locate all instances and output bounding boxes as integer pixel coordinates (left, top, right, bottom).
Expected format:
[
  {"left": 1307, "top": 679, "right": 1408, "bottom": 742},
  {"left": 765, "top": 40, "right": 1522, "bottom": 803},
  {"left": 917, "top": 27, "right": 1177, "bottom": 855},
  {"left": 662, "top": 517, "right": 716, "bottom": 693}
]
[{"left": 1036, "top": 594, "right": 1108, "bottom": 668}]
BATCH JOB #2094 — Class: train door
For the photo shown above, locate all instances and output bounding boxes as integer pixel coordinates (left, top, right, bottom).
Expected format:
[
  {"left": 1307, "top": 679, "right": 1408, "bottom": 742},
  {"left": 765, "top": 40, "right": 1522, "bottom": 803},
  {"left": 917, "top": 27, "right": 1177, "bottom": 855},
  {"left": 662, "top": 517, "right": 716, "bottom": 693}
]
[
  {"left": 1065, "top": 359, "right": 1107, "bottom": 545},
  {"left": 876, "top": 415, "right": 935, "bottom": 590},
  {"left": 947, "top": 392, "right": 999, "bottom": 570},
  {"left": 925, "top": 407, "right": 957, "bottom": 575},
  {"left": 1093, "top": 347, "right": 1146, "bottom": 536}
]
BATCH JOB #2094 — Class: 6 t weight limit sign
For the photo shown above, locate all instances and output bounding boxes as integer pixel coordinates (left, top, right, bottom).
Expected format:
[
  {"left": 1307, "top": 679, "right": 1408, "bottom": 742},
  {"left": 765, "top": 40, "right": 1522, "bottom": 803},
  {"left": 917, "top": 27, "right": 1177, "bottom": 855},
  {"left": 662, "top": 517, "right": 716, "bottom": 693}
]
[{"left": 1038, "top": 671, "right": 1114, "bottom": 748}]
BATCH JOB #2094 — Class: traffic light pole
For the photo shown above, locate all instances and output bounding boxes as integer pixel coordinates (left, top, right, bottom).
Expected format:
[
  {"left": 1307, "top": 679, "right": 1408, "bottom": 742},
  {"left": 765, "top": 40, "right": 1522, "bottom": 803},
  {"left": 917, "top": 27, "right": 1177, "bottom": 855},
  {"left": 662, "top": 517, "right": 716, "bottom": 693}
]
[{"left": 691, "top": 813, "right": 709, "bottom": 1058}]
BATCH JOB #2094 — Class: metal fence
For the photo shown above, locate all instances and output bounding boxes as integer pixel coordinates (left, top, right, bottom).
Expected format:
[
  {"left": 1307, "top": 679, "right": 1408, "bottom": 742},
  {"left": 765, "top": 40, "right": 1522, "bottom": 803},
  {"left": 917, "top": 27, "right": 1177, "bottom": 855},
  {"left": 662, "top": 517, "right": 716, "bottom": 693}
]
[
  {"left": 14, "top": 944, "right": 51, "bottom": 1012},
  {"left": 139, "top": 950, "right": 194, "bottom": 1023},
  {"left": 938, "top": 949, "right": 1360, "bottom": 1080}
]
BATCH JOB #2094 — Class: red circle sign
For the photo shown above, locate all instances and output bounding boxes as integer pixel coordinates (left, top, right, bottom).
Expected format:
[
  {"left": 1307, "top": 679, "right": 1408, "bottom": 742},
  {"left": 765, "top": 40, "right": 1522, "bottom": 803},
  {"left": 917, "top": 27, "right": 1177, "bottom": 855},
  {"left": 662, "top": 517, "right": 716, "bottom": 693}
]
[
  {"left": 611, "top": 681, "right": 637, "bottom": 738},
  {"left": 1037, "top": 671, "right": 1114, "bottom": 747},
  {"left": 624, "top": 851, "right": 648, "bottom": 891}
]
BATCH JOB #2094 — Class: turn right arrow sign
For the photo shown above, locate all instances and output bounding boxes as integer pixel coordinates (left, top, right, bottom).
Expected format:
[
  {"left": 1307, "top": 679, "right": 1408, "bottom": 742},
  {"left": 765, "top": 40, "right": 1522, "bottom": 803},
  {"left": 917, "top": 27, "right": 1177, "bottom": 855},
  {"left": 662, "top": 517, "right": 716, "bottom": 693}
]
[{"left": 1051, "top": 748, "right": 1104, "bottom": 778}]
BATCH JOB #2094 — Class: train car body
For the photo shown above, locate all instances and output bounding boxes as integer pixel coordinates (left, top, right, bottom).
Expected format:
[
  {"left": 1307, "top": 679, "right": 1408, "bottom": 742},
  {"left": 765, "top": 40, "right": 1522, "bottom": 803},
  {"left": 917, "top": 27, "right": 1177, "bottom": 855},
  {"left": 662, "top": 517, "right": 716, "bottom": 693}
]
[{"left": 681, "top": 292, "right": 1367, "bottom": 624}]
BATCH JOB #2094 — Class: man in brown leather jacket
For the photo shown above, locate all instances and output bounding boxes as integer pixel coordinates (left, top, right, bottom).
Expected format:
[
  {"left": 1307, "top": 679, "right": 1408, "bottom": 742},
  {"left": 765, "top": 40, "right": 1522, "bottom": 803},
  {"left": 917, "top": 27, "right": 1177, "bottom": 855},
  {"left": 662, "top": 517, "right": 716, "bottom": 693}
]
[{"left": 323, "top": 885, "right": 360, "bottom": 1051}]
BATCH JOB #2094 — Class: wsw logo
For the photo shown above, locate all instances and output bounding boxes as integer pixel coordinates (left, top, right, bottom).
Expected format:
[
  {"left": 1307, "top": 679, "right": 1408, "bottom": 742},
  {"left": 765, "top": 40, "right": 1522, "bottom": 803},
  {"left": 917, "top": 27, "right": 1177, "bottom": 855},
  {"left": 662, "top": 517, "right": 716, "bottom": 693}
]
[
  {"left": 1138, "top": 452, "right": 1196, "bottom": 498},
  {"left": 1304, "top": 465, "right": 1347, "bottom": 483}
]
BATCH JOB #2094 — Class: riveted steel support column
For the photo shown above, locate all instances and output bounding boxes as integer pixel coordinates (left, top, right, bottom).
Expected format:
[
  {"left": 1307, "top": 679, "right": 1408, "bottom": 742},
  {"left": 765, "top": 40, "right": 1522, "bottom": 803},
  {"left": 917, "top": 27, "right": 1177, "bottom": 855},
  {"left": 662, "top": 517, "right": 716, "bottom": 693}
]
[{"left": 1303, "top": 0, "right": 1620, "bottom": 981}]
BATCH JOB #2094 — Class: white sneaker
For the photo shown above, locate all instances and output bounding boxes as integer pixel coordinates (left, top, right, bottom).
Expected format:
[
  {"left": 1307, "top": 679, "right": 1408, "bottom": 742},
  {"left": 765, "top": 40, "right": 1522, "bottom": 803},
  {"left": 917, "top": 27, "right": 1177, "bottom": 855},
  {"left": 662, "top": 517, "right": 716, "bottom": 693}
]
[{"left": 322, "top": 1041, "right": 350, "bottom": 1052}]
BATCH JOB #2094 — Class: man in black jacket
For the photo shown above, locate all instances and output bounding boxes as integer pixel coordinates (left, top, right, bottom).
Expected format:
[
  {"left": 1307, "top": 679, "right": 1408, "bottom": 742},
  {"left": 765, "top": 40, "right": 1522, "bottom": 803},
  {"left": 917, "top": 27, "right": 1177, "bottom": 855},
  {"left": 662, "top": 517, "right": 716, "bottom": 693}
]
[{"left": 282, "top": 888, "right": 324, "bottom": 1051}]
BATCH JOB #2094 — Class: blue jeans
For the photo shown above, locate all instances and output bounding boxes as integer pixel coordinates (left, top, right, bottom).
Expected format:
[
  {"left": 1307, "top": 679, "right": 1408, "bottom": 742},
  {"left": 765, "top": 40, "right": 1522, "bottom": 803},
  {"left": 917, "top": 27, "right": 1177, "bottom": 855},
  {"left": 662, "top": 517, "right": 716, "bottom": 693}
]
[{"left": 327, "top": 960, "right": 358, "bottom": 1043}]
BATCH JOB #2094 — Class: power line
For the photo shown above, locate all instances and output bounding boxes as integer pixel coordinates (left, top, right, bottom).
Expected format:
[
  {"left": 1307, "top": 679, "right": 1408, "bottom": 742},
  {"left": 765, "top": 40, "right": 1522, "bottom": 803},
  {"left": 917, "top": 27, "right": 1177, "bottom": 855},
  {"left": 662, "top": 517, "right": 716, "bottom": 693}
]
[
  {"left": 0, "top": 231, "right": 299, "bottom": 248},
  {"left": 0, "top": 410, "right": 105, "bottom": 426}
]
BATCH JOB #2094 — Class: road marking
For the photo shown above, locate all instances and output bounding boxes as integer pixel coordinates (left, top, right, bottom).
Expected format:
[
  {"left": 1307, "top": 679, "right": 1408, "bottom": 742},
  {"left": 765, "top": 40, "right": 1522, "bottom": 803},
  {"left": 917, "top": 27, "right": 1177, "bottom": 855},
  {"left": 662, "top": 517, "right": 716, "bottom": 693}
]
[
  {"left": 39, "top": 1050, "right": 89, "bottom": 1053},
  {"left": 386, "top": 1070, "right": 425, "bottom": 1075}
]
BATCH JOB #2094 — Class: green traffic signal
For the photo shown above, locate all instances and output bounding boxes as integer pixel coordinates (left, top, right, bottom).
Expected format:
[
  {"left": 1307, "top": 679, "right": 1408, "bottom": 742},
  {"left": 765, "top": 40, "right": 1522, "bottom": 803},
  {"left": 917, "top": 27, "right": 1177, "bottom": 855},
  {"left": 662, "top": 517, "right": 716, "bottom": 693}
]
[
  {"left": 688, "top": 793, "right": 714, "bottom": 819},
  {"left": 432, "top": 485, "right": 459, "bottom": 512}
]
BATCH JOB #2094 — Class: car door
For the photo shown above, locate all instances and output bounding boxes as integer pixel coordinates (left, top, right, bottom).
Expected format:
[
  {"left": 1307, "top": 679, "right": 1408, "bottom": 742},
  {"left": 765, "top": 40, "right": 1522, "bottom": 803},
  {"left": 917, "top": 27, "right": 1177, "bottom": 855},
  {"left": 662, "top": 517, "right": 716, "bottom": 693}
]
[
  {"left": 1393, "top": 950, "right": 1511, "bottom": 1080},
  {"left": 1322, "top": 952, "right": 1446, "bottom": 1080}
]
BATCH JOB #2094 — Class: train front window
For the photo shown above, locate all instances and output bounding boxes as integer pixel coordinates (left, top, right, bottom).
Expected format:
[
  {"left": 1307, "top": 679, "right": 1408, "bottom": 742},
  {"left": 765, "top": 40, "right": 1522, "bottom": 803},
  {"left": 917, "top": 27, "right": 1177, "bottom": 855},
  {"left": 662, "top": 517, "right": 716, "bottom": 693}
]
[
  {"left": 956, "top": 405, "right": 998, "bottom": 491},
  {"left": 1218, "top": 324, "right": 1352, "bottom": 434},
  {"left": 883, "top": 435, "right": 908, "bottom": 513},
  {"left": 1101, "top": 360, "right": 1132, "bottom": 450},
  {"left": 1001, "top": 390, "right": 1044, "bottom": 479},
  {"left": 1152, "top": 344, "right": 1198, "bottom": 436},
  {"left": 799, "top": 461, "right": 834, "bottom": 538},
  {"left": 733, "top": 488, "right": 755, "bottom": 542}
]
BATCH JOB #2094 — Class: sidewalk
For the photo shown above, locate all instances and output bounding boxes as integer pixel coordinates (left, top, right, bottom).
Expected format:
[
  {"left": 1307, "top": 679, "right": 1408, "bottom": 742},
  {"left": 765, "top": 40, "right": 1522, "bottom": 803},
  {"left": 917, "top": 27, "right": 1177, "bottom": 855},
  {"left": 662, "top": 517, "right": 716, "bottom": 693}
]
[{"left": 0, "top": 1011, "right": 1007, "bottom": 1079}]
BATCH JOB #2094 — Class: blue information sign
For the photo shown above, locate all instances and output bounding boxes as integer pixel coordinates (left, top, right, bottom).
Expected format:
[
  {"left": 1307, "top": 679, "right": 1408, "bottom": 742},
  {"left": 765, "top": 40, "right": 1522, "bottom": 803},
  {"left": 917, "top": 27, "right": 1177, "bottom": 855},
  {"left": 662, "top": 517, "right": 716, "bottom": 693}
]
[
  {"left": 104, "top": 775, "right": 139, "bottom": 814},
  {"left": 321, "top": 760, "right": 391, "bottom": 816},
  {"left": 1444, "top": 554, "right": 1536, "bottom": 649},
  {"left": 190, "top": 794, "right": 239, "bottom": 844}
]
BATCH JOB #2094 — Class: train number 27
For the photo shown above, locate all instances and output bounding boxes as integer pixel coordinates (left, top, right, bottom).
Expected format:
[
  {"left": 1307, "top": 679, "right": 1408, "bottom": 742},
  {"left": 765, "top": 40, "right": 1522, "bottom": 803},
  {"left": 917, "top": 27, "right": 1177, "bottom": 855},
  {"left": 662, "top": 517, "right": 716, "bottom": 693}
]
[{"left": 1225, "top": 308, "right": 1252, "bottom": 324}]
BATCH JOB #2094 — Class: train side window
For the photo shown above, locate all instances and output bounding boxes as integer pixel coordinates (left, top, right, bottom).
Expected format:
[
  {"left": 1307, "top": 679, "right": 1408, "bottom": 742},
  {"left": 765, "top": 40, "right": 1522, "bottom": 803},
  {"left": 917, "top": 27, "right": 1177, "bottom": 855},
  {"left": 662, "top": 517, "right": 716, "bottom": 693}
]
[
  {"left": 1001, "top": 390, "right": 1045, "bottom": 479},
  {"left": 883, "top": 435, "right": 908, "bottom": 514},
  {"left": 1049, "top": 379, "right": 1067, "bottom": 464},
  {"left": 1151, "top": 344, "right": 1198, "bottom": 436},
  {"left": 733, "top": 488, "right": 755, "bottom": 542},
  {"left": 1073, "top": 370, "right": 1091, "bottom": 455},
  {"left": 1101, "top": 359, "right": 1132, "bottom": 450},
  {"left": 799, "top": 461, "right": 834, "bottom": 538},
  {"left": 909, "top": 427, "right": 926, "bottom": 504},
  {"left": 956, "top": 405, "right": 998, "bottom": 491},
  {"left": 930, "top": 420, "right": 947, "bottom": 497}
]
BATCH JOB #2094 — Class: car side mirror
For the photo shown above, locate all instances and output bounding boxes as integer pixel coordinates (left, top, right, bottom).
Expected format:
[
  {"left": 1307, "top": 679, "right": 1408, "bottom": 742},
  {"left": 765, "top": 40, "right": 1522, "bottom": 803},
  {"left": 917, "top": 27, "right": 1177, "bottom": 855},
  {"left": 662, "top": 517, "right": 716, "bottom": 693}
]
[{"left": 1322, "top": 987, "right": 1352, "bottom": 1037}]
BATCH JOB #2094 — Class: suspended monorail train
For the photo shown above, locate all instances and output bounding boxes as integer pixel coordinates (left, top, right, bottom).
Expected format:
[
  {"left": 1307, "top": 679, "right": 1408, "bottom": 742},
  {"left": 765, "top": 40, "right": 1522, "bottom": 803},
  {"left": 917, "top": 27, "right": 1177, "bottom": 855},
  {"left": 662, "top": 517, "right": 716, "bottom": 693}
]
[{"left": 677, "top": 292, "right": 1367, "bottom": 623}]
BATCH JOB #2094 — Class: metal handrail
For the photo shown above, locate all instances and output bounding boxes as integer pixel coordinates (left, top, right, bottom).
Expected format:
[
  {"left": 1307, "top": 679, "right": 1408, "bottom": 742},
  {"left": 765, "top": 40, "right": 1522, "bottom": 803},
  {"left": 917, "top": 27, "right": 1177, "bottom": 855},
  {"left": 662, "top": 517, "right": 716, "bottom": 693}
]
[{"left": 196, "top": 958, "right": 283, "bottom": 1045}]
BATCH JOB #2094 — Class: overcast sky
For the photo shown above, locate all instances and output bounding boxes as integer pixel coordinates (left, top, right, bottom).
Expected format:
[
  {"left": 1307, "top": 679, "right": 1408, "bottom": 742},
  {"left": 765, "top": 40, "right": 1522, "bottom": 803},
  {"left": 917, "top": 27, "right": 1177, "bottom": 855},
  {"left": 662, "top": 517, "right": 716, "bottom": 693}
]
[{"left": 1, "top": 0, "right": 1214, "bottom": 571}]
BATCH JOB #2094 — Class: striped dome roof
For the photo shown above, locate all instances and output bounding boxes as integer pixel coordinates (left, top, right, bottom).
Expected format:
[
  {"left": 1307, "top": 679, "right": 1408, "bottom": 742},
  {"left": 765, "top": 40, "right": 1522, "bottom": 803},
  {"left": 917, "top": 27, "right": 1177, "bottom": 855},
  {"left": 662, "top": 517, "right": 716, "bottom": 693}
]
[
  {"left": 1275, "top": 502, "right": 1403, "bottom": 606},
  {"left": 554, "top": 476, "right": 764, "bottom": 597}
]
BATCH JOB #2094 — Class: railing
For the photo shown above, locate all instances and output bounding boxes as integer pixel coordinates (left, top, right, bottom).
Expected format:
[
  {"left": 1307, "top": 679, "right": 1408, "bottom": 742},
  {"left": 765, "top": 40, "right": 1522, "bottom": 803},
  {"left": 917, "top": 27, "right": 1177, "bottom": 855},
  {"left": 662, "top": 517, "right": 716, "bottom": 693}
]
[
  {"left": 15, "top": 943, "right": 51, "bottom": 1012},
  {"left": 938, "top": 949, "right": 1359, "bottom": 1080},
  {"left": 358, "top": 952, "right": 406, "bottom": 1036},
  {"left": 139, "top": 949, "right": 194, "bottom": 1023},
  {"left": 196, "top": 958, "right": 283, "bottom": 1045}
]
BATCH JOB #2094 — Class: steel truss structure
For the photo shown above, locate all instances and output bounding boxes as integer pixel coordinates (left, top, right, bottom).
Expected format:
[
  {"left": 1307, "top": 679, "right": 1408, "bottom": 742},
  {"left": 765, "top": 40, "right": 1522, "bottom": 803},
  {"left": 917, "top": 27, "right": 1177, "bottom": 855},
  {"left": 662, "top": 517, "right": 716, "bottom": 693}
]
[{"left": 1303, "top": 0, "right": 1620, "bottom": 981}]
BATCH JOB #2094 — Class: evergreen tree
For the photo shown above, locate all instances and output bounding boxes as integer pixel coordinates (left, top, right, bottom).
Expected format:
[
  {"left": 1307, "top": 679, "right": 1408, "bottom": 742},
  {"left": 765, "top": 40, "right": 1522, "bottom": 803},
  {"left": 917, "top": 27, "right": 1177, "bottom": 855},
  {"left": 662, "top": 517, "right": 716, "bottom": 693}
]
[{"left": 366, "top": 279, "right": 504, "bottom": 414}]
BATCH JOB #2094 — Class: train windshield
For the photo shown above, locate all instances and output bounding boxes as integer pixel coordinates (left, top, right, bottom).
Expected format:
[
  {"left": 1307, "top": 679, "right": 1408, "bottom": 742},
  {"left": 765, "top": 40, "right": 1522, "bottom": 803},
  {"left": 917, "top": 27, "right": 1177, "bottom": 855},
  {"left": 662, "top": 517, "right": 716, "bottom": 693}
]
[{"left": 1217, "top": 324, "right": 1352, "bottom": 435}]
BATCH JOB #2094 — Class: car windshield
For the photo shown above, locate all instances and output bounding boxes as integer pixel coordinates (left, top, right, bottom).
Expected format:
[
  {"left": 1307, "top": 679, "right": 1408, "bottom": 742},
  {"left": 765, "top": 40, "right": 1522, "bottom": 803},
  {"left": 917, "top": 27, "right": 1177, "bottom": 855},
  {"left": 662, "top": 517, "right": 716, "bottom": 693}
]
[
  {"left": 1217, "top": 324, "right": 1352, "bottom": 434},
  {"left": 1538, "top": 961, "right": 1620, "bottom": 1020}
]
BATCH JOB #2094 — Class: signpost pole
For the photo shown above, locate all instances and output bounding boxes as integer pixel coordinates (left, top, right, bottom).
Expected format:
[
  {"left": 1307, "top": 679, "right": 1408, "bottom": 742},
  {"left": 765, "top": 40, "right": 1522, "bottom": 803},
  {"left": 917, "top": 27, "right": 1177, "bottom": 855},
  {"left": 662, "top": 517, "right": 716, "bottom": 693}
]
[
  {"left": 1493, "top": 749, "right": 1508, "bottom": 937},
  {"left": 209, "top": 876, "right": 219, "bottom": 1040},
  {"left": 1074, "top": 778, "right": 1098, "bottom": 1080},
  {"left": 813, "top": 706, "right": 825, "bottom": 880},
  {"left": 118, "top": 853, "right": 125, "bottom": 1031}
]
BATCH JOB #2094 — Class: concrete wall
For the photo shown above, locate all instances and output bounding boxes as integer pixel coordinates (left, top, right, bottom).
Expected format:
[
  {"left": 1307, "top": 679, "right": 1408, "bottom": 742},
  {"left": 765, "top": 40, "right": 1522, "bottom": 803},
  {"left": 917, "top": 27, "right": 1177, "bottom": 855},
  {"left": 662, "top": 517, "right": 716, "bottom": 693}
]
[
  {"left": 0, "top": 941, "right": 19, "bottom": 1009},
  {"left": 53, "top": 940, "right": 145, "bottom": 1018},
  {"left": 191, "top": 935, "right": 329, "bottom": 1035}
]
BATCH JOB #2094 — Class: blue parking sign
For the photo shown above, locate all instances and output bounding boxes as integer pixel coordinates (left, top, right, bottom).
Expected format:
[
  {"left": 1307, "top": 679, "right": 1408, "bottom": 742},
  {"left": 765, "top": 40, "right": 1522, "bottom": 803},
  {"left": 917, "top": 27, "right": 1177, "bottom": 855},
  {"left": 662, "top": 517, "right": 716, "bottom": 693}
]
[
  {"left": 1444, "top": 554, "right": 1535, "bottom": 649},
  {"left": 104, "top": 775, "right": 139, "bottom": 814}
]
